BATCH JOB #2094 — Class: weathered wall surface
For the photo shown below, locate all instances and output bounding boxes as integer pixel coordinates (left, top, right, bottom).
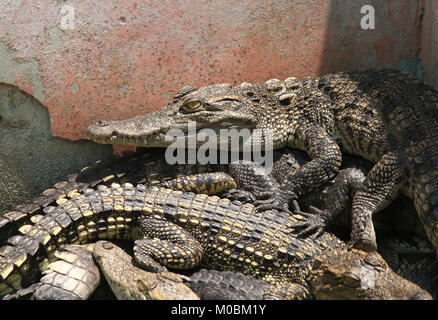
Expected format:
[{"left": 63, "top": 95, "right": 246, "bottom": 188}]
[
  {"left": 422, "top": 0, "right": 438, "bottom": 87},
  {"left": 319, "top": 0, "right": 424, "bottom": 76},
  {"left": 0, "top": 0, "right": 429, "bottom": 141},
  {"left": 0, "top": 0, "right": 435, "bottom": 212},
  {"left": 0, "top": 84, "right": 112, "bottom": 213}
]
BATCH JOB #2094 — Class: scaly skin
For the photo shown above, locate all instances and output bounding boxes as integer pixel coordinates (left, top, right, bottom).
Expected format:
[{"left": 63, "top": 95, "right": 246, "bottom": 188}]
[
  {"left": 3, "top": 243, "right": 100, "bottom": 300},
  {"left": 92, "top": 241, "right": 199, "bottom": 300},
  {"left": 377, "top": 234, "right": 438, "bottom": 299},
  {"left": 187, "top": 268, "right": 297, "bottom": 300},
  {"left": 0, "top": 147, "right": 291, "bottom": 244},
  {"left": 0, "top": 184, "right": 431, "bottom": 300},
  {"left": 87, "top": 69, "right": 438, "bottom": 254},
  {"left": 4, "top": 241, "right": 199, "bottom": 300},
  {"left": 5, "top": 150, "right": 433, "bottom": 300},
  {"left": 0, "top": 148, "right": 228, "bottom": 243}
]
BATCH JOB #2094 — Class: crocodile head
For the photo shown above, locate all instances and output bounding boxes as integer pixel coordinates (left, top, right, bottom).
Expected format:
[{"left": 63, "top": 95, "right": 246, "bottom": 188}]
[
  {"left": 87, "top": 79, "right": 301, "bottom": 149},
  {"left": 311, "top": 249, "right": 432, "bottom": 300}
]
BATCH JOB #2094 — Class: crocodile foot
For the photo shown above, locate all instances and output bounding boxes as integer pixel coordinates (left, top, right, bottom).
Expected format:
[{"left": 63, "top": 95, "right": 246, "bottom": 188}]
[
  {"left": 293, "top": 206, "right": 328, "bottom": 239},
  {"left": 253, "top": 193, "right": 294, "bottom": 214},
  {"left": 216, "top": 189, "right": 256, "bottom": 204},
  {"left": 350, "top": 216, "right": 377, "bottom": 252}
]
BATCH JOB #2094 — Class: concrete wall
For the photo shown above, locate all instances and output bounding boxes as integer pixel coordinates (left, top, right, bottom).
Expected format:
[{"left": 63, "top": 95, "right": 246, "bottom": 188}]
[
  {"left": 0, "top": 84, "right": 112, "bottom": 213},
  {"left": 422, "top": 0, "right": 438, "bottom": 87},
  {"left": 0, "top": 0, "right": 436, "bottom": 212}
]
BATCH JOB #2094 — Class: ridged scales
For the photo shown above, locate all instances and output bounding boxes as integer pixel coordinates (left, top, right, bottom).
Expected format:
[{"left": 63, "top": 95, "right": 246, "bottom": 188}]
[
  {"left": 0, "top": 148, "right": 226, "bottom": 244},
  {"left": 87, "top": 69, "right": 438, "bottom": 255},
  {"left": 0, "top": 184, "right": 431, "bottom": 299}
]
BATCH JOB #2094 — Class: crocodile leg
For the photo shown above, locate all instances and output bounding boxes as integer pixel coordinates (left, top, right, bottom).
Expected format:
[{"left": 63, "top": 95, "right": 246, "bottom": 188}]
[
  {"left": 134, "top": 218, "right": 203, "bottom": 270},
  {"left": 162, "top": 172, "right": 236, "bottom": 194},
  {"left": 254, "top": 124, "right": 342, "bottom": 211},
  {"left": 215, "top": 160, "right": 277, "bottom": 204},
  {"left": 350, "top": 152, "right": 408, "bottom": 251},
  {"left": 319, "top": 168, "right": 366, "bottom": 226}
]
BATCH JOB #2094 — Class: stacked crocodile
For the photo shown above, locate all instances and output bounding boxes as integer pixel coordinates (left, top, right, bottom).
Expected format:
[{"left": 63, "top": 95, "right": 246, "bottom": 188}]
[
  {"left": 1, "top": 69, "right": 438, "bottom": 299},
  {"left": 87, "top": 69, "right": 438, "bottom": 255}
]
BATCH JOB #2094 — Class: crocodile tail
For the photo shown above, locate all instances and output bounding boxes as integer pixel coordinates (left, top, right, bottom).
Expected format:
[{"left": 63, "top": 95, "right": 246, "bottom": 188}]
[
  {"left": 402, "top": 90, "right": 438, "bottom": 255},
  {"left": 411, "top": 171, "right": 438, "bottom": 255}
]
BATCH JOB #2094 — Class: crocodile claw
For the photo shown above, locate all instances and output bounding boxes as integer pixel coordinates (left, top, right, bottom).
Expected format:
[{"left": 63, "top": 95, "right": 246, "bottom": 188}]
[
  {"left": 253, "top": 200, "right": 291, "bottom": 214},
  {"left": 216, "top": 189, "right": 257, "bottom": 204},
  {"left": 253, "top": 193, "right": 294, "bottom": 214},
  {"left": 292, "top": 206, "right": 329, "bottom": 239}
]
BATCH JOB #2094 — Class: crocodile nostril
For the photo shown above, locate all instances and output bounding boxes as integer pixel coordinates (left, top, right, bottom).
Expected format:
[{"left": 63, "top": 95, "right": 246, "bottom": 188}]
[
  {"left": 102, "top": 242, "right": 114, "bottom": 250},
  {"left": 97, "top": 120, "right": 108, "bottom": 126}
]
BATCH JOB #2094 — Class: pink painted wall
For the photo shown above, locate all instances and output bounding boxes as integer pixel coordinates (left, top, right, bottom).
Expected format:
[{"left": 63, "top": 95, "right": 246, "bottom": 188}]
[{"left": 0, "top": 0, "right": 432, "bottom": 141}]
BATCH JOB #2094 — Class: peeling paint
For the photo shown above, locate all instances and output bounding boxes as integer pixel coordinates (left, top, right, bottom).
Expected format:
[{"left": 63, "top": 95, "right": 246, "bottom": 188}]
[{"left": 0, "top": 42, "right": 45, "bottom": 102}]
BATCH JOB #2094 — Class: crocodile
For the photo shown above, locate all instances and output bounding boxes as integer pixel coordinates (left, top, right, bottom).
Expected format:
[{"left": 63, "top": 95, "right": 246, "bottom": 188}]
[
  {"left": 2, "top": 145, "right": 303, "bottom": 244},
  {"left": 3, "top": 241, "right": 200, "bottom": 300},
  {"left": 87, "top": 69, "right": 438, "bottom": 254},
  {"left": 100, "top": 236, "right": 438, "bottom": 300},
  {"left": 92, "top": 241, "right": 297, "bottom": 300},
  {"left": 9, "top": 235, "right": 436, "bottom": 300},
  {"left": 4, "top": 240, "right": 297, "bottom": 300},
  {"left": 0, "top": 183, "right": 431, "bottom": 299},
  {"left": 0, "top": 148, "right": 227, "bottom": 243},
  {"left": 4, "top": 150, "right": 433, "bottom": 300}
]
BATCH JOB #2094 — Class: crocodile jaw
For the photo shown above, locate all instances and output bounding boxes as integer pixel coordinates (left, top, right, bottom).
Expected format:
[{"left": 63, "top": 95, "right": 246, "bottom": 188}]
[
  {"left": 87, "top": 113, "right": 257, "bottom": 148},
  {"left": 310, "top": 249, "right": 432, "bottom": 300},
  {"left": 87, "top": 114, "right": 176, "bottom": 147}
]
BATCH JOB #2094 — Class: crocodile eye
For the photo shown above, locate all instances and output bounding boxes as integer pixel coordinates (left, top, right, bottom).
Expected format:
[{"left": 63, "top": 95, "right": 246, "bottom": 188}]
[
  {"left": 364, "top": 252, "right": 385, "bottom": 267},
  {"left": 182, "top": 100, "right": 202, "bottom": 112},
  {"left": 342, "top": 271, "right": 361, "bottom": 287}
]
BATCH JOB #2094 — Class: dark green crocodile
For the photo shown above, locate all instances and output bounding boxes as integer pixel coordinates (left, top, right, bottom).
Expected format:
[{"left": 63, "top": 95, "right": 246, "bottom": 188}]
[
  {"left": 87, "top": 69, "right": 438, "bottom": 254},
  {"left": 0, "top": 183, "right": 431, "bottom": 300}
]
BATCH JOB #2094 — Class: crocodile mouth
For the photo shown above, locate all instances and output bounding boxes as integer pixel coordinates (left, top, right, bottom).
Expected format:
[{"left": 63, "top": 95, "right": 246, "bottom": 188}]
[
  {"left": 88, "top": 128, "right": 170, "bottom": 147},
  {"left": 88, "top": 118, "right": 257, "bottom": 148}
]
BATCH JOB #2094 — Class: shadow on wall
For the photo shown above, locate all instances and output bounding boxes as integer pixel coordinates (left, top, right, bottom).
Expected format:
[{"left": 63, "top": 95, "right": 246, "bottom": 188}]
[
  {"left": 318, "top": 0, "right": 426, "bottom": 81},
  {"left": 0, "top": 84, "right": 113, "bottom": 214}
]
